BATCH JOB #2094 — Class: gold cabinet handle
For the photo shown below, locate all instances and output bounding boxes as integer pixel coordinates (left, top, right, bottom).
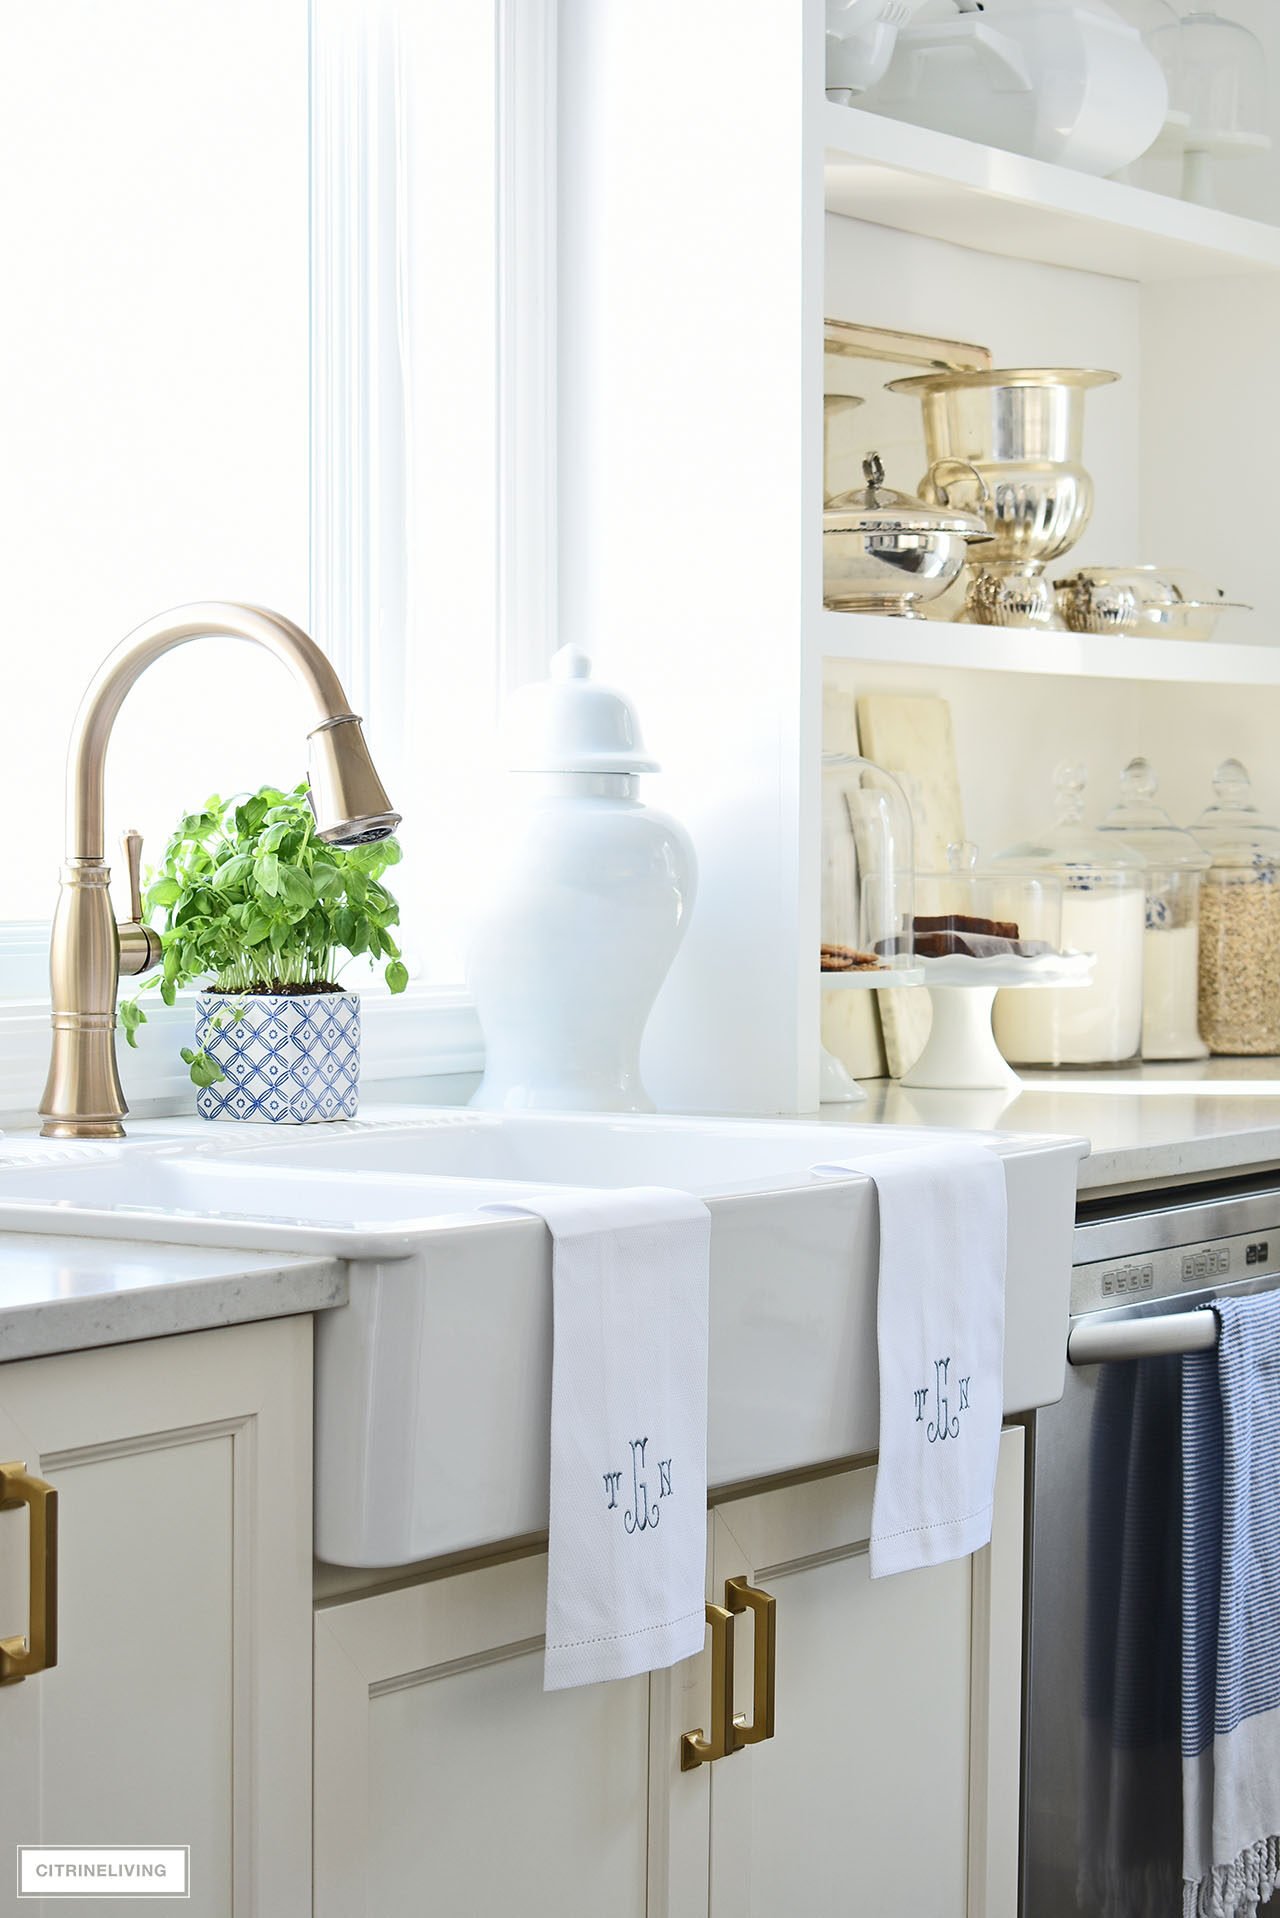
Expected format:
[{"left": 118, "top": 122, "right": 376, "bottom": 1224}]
[
  {"left": 0, "top": 1462, "right": 57, "bottom": 1685},
  {"left": 726, "top": 1576, "right": 776, "bottom": 1748},
  {"left": 680, "top": 1602, "right": 736, "bottom": 1771}
]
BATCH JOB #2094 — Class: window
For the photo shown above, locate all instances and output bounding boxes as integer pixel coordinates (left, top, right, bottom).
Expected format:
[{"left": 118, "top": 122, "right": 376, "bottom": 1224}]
[
  {"left": 0, "top": 0, "right": 310, "bottom": 936},
  {"left": 0, "top": 1, "right": 555, "bottom": 1037}
]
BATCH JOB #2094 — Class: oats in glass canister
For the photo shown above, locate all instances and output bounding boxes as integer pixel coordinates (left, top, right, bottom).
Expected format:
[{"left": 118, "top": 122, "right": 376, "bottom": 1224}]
[{"left": 1197, "top": 873, "right": 1280, "bottom": 1055}]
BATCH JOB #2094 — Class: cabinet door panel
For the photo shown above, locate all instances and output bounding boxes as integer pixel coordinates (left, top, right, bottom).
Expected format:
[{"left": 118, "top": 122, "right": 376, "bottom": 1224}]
[
  {"left": 742, "top": 1547, "right": 971, "bottom": 1914},
  {"left": 317, "top": 1543, "right": 711, "bottom": 1918},
  {"left": 708, "top": 1429, "right": 1024, "bottom": 1918},
  {"left": 41, "top": 1437, "right": 235, "bottom": 1907},
  {"left": 370, "top": 1639, "right": 649, "bottom": 1914},
  {"left": 0, "top": 1319, "right": 312, "bottom": 1918}
]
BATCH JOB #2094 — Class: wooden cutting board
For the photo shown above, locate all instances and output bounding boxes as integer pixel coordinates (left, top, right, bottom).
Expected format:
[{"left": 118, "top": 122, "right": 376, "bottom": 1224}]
[{"left": 855, "top": 691, "right": 967, "bottom": 1078}]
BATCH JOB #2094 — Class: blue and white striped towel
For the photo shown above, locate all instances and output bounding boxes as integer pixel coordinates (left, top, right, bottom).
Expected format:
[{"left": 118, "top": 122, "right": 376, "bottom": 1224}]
[{"left": 1182, "top": 1292, "right": 1280, "bottom": 1918}]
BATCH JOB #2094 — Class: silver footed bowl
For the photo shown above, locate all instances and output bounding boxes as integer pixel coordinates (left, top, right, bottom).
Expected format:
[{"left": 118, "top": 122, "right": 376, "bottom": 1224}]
[
  {"left": 887, "top": 367, "right": 1118, "bottom": 577},
  {"left": 962, "top": 570, "right": 1059, "bottom": 629}
]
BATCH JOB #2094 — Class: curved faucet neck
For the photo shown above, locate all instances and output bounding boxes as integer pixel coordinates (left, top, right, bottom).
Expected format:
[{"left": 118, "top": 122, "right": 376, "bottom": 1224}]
[{"left": 67, "top": 602, "right": 356, "bottom": 862}]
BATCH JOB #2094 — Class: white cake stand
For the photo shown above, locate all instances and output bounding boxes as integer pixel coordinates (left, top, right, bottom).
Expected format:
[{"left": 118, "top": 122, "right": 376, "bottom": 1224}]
[
  {"left": 820, "top": 966, "right": 925, "bottom": 1104},
  {"left": 900, "top": 950, "right": 1095, "bottom": 1092}
]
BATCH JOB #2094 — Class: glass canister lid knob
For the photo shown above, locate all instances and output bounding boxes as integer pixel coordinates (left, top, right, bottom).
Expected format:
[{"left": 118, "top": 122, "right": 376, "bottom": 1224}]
[
  {"left": 1054, "top": 762, "right": 1088, "bottom": 824},
  {"left": 1212, "top": 757, "right": 1255, "bottom": 810},
  {"left": 1120, "top": 756, "right": 1158, "bottom": 802}
]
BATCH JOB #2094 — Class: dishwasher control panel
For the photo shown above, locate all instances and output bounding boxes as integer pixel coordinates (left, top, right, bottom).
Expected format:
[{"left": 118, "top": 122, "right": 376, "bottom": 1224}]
[{"left": 1072, "top": 1229, "right": 1280, "bottom": 1314}]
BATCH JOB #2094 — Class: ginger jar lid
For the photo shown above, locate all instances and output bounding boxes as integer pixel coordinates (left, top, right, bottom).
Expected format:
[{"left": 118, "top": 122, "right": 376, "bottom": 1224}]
[{"left": 502, "top": 645, "right": 660, "bottom": 775}]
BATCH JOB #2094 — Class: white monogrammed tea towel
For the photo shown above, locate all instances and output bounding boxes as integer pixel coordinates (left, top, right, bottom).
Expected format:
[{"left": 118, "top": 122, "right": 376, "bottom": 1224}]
[
  {"left": 814, "top": 1143, "right": 1007, "bottom": 1579},
  {"left": 487, "top": 1186, "right": 712, "bottom": 1691}
]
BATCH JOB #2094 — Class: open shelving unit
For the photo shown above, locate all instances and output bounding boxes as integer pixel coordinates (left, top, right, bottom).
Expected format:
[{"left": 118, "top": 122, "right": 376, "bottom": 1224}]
[{"left": 565, "top": 0, "right": 1280, "bottom": 1115}]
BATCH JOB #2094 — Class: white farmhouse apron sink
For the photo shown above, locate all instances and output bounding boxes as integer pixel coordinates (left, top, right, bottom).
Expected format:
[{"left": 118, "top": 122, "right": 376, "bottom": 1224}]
[{"left": 0, "top": 1111, "right": 1086, "bottom": 1565}]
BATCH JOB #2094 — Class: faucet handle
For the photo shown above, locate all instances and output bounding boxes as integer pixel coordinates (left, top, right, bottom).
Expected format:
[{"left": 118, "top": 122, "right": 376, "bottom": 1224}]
[
  {"left": 116, "top": 830, "right": 162, "bottom": 980},
  {"left": 121, "top": 829, "right": 145, "bottom": 924}
]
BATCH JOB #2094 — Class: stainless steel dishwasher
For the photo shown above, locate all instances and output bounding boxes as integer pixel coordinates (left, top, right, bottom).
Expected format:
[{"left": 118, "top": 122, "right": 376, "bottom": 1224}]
[{"left": 1021, "top": 1177, "right": 1280, "bottom": 1917}]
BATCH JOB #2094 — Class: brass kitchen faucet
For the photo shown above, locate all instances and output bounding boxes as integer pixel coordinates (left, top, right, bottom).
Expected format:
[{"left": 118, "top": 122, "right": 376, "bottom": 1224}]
[{"left": 39, "top": 602, "right": 400, "bottom": 1138}]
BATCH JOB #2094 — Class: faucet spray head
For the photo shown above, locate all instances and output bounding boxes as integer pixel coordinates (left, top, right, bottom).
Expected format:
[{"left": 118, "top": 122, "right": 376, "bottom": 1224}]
[{"left": 307, "top": 714, "right": 402, "bottom": 846}]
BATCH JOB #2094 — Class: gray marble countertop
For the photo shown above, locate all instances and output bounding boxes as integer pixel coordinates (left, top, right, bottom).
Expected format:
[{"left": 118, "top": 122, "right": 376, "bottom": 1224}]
[
  {"left": 5, "top": 1063, "right": 1280, "bottom": 1366},
  {"left": 0, "top": 1233, "right": 346, "bottom": 1363},
  {"left": 815, "top": 1057, "right": 1280, "bottom": 1197}
]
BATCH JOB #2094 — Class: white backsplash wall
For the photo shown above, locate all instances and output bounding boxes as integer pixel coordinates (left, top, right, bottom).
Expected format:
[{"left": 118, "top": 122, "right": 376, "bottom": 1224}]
[
  {"left": 825, "top": 658, "right": 1280, "bottom": 858},
  {"left": 824, "top": 213, "right": 1143, "bottom": 569},
  {"left": 1140, "top": 272, "right": 1280, "bottom": 620}
]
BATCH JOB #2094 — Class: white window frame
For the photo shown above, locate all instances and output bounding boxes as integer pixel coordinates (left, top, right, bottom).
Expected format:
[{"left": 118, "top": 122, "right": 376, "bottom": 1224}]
[{"left": 0, "top": 0, "right": 555, "bottom": 1121}]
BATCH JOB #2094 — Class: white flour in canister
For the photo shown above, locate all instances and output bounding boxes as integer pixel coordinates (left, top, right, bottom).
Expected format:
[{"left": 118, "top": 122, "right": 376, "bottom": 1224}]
[
  {"left": 1141, "top": 923, "right": 1203, "bottom": 1059},
  {"left": 994, "top": 885, "right": 1144, "bottom": 1065}
]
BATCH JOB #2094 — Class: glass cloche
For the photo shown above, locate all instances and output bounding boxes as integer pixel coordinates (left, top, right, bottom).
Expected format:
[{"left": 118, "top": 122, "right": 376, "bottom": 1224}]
[
  {"left": 1188, "top": 759, "right": 1280, "bottom": 1055},
  {"left": 1098, "top": 757, "right": 1209, "bottom": 1061},
  {"left": 821, "top": 752, "right": 916, "bottom": 976},
  {"left": 992, "top": 765, "right": 1146, "bottom": 1067},
  {"left": 1150, "top": 4, "right": 1270, "bottom": 206}
]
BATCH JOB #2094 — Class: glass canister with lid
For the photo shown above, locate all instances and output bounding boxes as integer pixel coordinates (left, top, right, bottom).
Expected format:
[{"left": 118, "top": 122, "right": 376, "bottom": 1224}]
[
  {"left": 1188, "top": 759, "right": 1280, "bottom": 1055},
  {"left": 991, "top": 766, "right": 1146, "bottom": 1067},
  {"left": 1097, "top": 757, "right": 1209, "bottom": 1061}
]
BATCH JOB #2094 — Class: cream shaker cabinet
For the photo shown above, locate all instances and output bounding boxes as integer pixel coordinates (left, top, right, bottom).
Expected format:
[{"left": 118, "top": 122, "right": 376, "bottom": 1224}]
[
  {"left": 0, "top": 1319, "right": 313, "bottom": 1918},
  {"left": 703, "top": 1426, "right": 1025, "bottom": 1918},
  {"left": 315, "top": 1428, "right": 1024, "bottom": 1918}
]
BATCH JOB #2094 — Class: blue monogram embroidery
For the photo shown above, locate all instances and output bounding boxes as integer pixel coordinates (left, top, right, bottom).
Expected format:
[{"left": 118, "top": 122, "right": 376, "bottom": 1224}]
[
  {"left": 624, "top": 1437, "right": 659, "bottom": 1533},
  {"left": 914, "top": 1356, "right": 970, "bottom": 1444},
  {"left": 604, "top": 1436, "right": 674, "bottom": 1533}
]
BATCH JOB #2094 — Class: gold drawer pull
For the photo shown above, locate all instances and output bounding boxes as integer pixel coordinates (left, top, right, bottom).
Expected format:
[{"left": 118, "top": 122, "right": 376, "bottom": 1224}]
[
  {"left": 726, "top": 1576, "right": 776, "bottom": 1748},
  {"left": 680, "top": 1601, "right": 736, "bottom": 1771},
  {"left": 0, "top": 1462, "right": 58, "bottom": 1685}
]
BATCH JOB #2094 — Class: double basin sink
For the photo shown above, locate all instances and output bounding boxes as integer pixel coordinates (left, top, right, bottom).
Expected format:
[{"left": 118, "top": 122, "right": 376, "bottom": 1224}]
[{"left": 0, "top": 1110, "right": 1087, "bottom": 1565}]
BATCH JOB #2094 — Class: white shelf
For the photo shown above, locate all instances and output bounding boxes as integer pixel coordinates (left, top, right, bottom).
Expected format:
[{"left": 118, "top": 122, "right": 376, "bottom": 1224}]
[
  {"left": 823, "top": 104, "right": 1280, "bottom": 283},
  {"left": 818, "top": 608, "right": 1280, "bottom": 685}
]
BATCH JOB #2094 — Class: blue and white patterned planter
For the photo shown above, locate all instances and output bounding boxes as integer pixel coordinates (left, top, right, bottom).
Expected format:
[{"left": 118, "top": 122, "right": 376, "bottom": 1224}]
[{"left": 194, "top": 990, "right": 361, "bottom": 1123}]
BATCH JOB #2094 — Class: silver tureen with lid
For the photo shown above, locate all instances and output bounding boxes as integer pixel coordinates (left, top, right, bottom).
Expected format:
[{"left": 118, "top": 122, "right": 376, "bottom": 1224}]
[{"left": 823, "top": 451, "right": 991, "bottom": 618}]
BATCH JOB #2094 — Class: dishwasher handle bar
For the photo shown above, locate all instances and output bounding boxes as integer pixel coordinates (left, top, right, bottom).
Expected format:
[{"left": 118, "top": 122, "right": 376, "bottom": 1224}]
[{"left": 1068, "top": 1310, "right": 1218, "bottom": 1366}]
